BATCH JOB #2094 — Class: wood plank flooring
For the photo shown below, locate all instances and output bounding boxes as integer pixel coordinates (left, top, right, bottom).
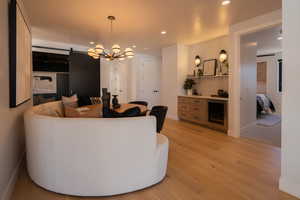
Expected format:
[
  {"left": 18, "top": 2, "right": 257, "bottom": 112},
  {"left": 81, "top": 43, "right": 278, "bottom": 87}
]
[{"left": 11, "top": 119, "right": 298, "bottom": 200}]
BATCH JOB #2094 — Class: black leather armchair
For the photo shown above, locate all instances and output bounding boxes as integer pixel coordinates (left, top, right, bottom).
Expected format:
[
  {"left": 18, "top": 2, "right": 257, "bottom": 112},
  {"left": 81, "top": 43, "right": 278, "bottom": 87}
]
[{"left": 149, "top": 106, "right": 168, "bottom": 133}]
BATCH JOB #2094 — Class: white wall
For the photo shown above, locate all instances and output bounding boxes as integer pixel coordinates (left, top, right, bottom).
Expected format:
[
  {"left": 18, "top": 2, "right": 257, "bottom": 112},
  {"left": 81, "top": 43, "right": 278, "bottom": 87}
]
[
  {"left": 100, "top": 54, "right": 162, "bottom": 104},
  {"left": 0, "top": 0, "right": 32, "bottom": 200},
  {"left": 188, "top": 36, "right": 229, "bottom": 96},
  {"left": 160, "top": 44, "right": 189, "bottom": 119},
  {"left": 161, "top": 39, "right": 230, "bottom": 119},
  {"left": 279, "top": 0, "right": 300, "bottom": 198},
  {"left": 257, "top": 52, "right": 282, "bottom": 114},
  {"left": 177, "top": 44, "right": 189, "bottom": 96},
  {"left": 188, "top": 35, "right": 229, "bottom": 74},
  {"left": 161, "top": 45, "right": 179, "bottom": 119},
  {"left": 240, "top": 35, "right": 258, "bottom": 130}
]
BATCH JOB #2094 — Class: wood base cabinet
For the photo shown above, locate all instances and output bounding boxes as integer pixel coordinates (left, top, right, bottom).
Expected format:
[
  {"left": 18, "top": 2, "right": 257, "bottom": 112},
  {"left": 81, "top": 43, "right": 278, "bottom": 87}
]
[{"left": 178, "top": 96, "right": 228, "bottom": 133}]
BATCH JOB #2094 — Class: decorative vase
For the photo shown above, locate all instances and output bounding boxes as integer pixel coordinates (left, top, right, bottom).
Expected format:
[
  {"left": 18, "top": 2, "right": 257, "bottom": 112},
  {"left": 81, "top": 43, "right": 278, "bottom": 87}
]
[
  {"left": 112, "top": 95, "right": 121, "bottom": 109},
  {"left": 187, "top": 89, "right": 193, "bottom": 96}
]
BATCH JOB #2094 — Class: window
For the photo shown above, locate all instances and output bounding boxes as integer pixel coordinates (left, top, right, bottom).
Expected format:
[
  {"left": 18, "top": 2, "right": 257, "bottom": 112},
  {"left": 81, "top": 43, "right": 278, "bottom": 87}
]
[{"left": 278, "top": 59, "right": 283, "bottom": 92}]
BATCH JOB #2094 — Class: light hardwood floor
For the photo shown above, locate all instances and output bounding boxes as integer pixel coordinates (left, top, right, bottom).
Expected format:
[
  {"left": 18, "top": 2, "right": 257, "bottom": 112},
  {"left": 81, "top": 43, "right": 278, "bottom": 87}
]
[{"left": 11, "top": 119, "right": 298, "bottom": 200}]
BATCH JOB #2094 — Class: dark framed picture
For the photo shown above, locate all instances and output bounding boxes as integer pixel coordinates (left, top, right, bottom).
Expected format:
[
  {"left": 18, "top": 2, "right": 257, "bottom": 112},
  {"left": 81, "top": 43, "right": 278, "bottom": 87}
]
[
  {"left": 9, "top": 0, "right": 32, "bottom": 108},
  {"left": 203, "top": 59, "right": 217, "bottom": 76}
]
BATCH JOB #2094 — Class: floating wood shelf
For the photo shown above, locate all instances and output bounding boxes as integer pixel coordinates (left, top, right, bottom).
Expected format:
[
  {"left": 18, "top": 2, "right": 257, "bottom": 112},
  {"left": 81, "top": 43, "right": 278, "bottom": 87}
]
[{"left": 187, "top": 75, "right": 229, "bottom": 80}]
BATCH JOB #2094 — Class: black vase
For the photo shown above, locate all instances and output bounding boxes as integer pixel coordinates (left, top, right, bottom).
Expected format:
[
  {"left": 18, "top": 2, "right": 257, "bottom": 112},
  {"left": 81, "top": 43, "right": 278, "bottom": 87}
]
[{"left": 112, "top": 95, "right": 121, "bottom": 109}]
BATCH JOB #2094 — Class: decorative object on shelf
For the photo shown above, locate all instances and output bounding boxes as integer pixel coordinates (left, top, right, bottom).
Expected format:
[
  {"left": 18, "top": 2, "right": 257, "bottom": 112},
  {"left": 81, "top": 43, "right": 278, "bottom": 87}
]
[
  {"left": 112, "top": 95, "right": 121, "bottom": 109},
  {"left": 87, "top": 16, "right": 134, "bottom": 61},
  {"left": 197, "top": 68, "right": 203, "bottom": 77},
  {"left": 219, "top": 50, "right": 229, "bottom": 75},
  {"left": 183, "top": 78, "right": 196, "bottom": 96},
  {"left": 187, "top": 74, "right": 228, "bottom": 81},
  {"left": 217, "top": 89, "right": 229, "bottom": 98},
  {"left": 203, "top": 59, "right": 217, "bottom": 76},
  {"left": 193, "top": 89, "right": 200, "bottom": 96}
]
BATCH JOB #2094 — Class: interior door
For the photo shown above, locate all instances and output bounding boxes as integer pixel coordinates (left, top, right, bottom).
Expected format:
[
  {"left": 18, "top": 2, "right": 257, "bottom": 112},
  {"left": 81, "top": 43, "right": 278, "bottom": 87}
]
[
  {"left": 137, "top": 58, "right": 161, "bottom": 107},
  {"left": 109, "top": 61, "right": 128, "bottom": 103}
]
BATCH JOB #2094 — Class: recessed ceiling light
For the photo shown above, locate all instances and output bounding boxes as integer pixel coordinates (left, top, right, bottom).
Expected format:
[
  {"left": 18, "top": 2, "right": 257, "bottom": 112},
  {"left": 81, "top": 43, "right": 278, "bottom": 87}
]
[
  {"left": 89, "top": 41, "right": 95, "bottom": 45},
  {"left": 161, "top": 31, "right": 167, "bottom": 35},
  {"left": 246, "top": 42, "right": 258, "bottom": 47},
  {"left": 277, "top": 36, "right": 283, "bottom": 40},
  {"left": 132, "top": 45, "right": 137, "bottom": 48},
  {"left": 222, "top": 0, "right": 231, "bottom": 6}
]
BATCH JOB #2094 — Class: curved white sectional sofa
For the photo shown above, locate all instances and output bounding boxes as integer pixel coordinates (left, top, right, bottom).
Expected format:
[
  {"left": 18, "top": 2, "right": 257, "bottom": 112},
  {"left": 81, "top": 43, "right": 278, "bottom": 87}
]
[{"left": 24, "top": 101, "right": 169, "bottom": 196}]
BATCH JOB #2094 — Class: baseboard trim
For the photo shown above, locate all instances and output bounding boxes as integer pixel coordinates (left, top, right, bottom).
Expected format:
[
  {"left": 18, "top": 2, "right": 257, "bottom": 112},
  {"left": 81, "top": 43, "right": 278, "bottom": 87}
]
[
  {"left": 1, "top": 153, "right": 24, "bottom": 200},
  {"left": 279, "top": 176, "right": 300, "bottom": 198},
  {"left": 167, "top": 115, "right": 178, "bottom": 120},
  {"left": 227, "top": 129, "right": 239, "bottom": 138}
]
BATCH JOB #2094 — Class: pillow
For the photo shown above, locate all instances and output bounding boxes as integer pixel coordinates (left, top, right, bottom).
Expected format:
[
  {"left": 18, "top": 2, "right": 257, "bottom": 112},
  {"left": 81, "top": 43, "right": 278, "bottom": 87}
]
[
  {"left": 62, "top": 94, "right": 78, "bottom": 108},
  {"left": 43, "top": 107, "right": 62, "bottom": 117},
  {"left": 78, "top": 96, "right": 92, "bottom": 107},
  {"left": 256, "top": 94, "right": 276, "bottom": 114}
]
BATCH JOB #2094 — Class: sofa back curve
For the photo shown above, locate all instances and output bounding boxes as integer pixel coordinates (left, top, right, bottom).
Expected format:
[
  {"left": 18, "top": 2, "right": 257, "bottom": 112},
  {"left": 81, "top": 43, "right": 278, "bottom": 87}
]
[{"left": 24, "top": 101, "right": 159, "bottom": 195}]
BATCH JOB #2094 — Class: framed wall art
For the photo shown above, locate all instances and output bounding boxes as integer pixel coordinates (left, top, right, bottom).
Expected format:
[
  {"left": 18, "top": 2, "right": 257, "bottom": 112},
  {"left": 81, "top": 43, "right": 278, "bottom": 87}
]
[
  {"left": 9, "top": 0, "right": 32, "bottom": 108},
  {"left": 203, "top": 59, "right": 217, "bottom": 76}
]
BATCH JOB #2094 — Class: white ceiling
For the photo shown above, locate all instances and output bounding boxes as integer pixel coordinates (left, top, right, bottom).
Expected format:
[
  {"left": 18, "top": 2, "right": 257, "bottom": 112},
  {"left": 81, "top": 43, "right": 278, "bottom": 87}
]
[
  {"left": 245, "top": 25, "right": 282, "bottom": 55},
  {"left": 24, "top": 0, "right": 282, "bottom": 52}
]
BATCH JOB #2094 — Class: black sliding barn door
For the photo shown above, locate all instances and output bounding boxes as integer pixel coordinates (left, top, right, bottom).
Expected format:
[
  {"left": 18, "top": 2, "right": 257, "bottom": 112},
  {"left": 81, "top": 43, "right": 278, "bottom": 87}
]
[
  {"left": 69, "top": 52, "right": 100, "bottom": 97},
  {"left": 56, "top": 73, "right": 70, "bottom": 99}
]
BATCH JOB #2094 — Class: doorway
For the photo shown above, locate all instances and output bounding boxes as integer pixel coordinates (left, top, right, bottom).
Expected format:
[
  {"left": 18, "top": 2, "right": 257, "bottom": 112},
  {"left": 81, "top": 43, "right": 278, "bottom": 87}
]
[
  {"left": 239, "top": 25, "right": 282, "bottom": 146},
  {"left": 228, "top": 10, "right": 282, "bottom": 139},
  {"left": 101, "top": 55, "right": 161, "bottom": 106},
  {"left": 109, "top": 61, "right": 128, "bottom": 103}
]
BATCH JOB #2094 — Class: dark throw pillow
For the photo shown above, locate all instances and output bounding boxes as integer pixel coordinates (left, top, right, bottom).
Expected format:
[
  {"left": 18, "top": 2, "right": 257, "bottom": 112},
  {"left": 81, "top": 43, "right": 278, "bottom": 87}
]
[{"left": 78, "top": 96, "right": 92, "bottom": 107}]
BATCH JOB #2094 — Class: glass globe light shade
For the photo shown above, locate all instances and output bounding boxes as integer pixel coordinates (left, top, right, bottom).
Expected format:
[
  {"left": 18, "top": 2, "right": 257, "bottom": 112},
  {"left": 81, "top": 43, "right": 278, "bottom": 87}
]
[
  {"left": 125, "top": 48, "right": 134, "bottom": 58},
  {"left": 92, "top": 55, "right": 100, "bottom": 59},
  {"left": 95, "top": 44, "right": 104, "bottom": 54},
  {"left": 219, "top": 50, "right": 228, "bottom": 63},
  {"left": 125, "top": 47, "right": 133, "bottom": 52},
  {"left": 195, "top": 56, "right": 201, "bottom": 66},
  {"left": 127, "top": 54, "right": 134, "bottom": 59},
  {"left": 126, "top": 53, "right": 134, "bottom": 57},
  {"left": 112, "top": 44, "right": 121, "bottom": 54},
  {"left": 88, "top": 48, "right": 96, "bottom": 57}
]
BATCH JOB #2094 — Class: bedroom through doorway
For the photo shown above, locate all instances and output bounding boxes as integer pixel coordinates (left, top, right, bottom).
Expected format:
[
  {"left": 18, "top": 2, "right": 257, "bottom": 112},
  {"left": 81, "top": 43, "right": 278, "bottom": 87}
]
[{"left": 240, "top": 25, "right": 282, "bottom": 147}]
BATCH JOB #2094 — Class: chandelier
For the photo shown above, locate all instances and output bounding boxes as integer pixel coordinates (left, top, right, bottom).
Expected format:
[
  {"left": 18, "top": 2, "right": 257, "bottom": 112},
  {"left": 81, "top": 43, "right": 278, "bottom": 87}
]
[{"left": 87, "top": 16, "right": 134, "bottom": 61}]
